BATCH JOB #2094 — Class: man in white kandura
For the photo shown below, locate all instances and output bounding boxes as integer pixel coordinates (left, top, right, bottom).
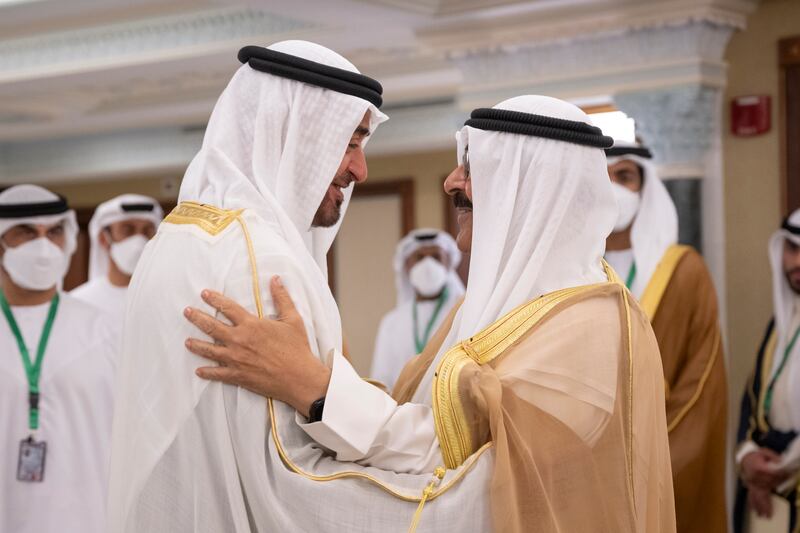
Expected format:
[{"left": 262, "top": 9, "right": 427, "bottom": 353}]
[
  {"left": 371, "top": 229, "right": 464, "bottom": 389},
  {"left": 106, "top": 40, "right": 389, "bottom": 532},
  {"left": 71, "top": 194, "right": 162, "bottom": 326},
  {"left": 0, "top": 185, "right": 117, "bottom": 533},
  {"left": 182, "top": 96, "right": 676, "bottom": 531}
]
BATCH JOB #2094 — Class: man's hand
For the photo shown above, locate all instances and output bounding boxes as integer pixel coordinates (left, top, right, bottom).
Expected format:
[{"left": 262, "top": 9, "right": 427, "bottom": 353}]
[
  {"left": 747, "top": 486, "right": 774, "bottom": 518},
  {"left": 183, "top": 276, "right": 331, "bottom": 418},
  {"left": 741, "top": 448, "right": 790, "bottom": 490}
]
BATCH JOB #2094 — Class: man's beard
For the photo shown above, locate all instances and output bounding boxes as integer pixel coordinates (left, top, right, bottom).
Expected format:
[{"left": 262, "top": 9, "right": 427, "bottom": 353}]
[
  {"left": 311, "top": 199, "right": 342, "bottom": 228},
  {"left": 786, "top": 267, "right": 800, "bottom": 295},
  {"left": 311, "top": 171, "right": 354, "bottom": 228},
  {"left": 453, "top": 191, "right": 472, "bottom": 210}
]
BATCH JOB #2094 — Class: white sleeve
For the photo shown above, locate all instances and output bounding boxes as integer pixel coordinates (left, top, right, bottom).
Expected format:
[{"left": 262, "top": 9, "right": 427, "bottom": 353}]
[
  {"left": 776, "top": 437, "right": 800, "bottom": 471},
  {"left": 298, "top": 350, "right": 442, "bottom": 474},
  {"left": 369, "top": 315, "right": 395, "bottom": 387},
  {"left": 735, "top": 440, "right": 760, "bottom": 466}
]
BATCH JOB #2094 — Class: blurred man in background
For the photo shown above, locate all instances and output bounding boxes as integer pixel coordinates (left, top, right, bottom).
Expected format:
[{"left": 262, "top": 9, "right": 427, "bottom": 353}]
[
  {"left": 735, "top": 209, "right": 800, "bottom": 533},
  {"left": 71, "top": 194, "right": 162, "bottom": 328},
  {"left": 370, "top": 228, "right": 464, "bottom": 389},
  {"left": 0, "top": 185, "right": 117, "bottom": 533},
  {"left": 605, "top": 143, "right": 727, "bottom": 533}
]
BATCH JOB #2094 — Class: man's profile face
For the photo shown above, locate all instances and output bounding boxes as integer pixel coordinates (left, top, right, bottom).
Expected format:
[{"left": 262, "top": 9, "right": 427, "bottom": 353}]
[
  {"left": 783, "top": 238, "right": 800, "bottom": 294},
  {"left": 311, "top": 111, "right": 371, "bottom": 228},
  {"left": 405, "top": 245, "right": 449, "bottom": 273},
  {"left": 443, "top": 146, "right": 473, "bottom": 254},
  {"left": 608, "top": 160, "right": 644, "bottom": 192},
  {"left": 100, "top": 219, "right": 157, "bottom": 250}
]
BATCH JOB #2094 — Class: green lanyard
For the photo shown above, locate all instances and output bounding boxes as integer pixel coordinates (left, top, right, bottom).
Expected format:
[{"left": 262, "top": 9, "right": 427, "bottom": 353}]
[
  {"left": 413, "top": 286, "right": 449, "bottom": 354},
  {"left": 0, "top": 291, "right": 60, "bottom": 431},
  {"left": 764, "top": 325, "right": 800, "bottom": 416},
  {"left": 625, "top": 262, "right": 637, "bottom": 290}
]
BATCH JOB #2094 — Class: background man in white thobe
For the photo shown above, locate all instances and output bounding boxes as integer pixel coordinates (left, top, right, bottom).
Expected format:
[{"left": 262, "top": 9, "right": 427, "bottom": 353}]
[
  {"left": 371, "top": 228, "right": 463, "bottom": 389},
  {"left": 71, "top": 194, "right": 162, "bottom": 327},
  {"left": 0, "top": 184, "right": 117, "bottom": 533}
]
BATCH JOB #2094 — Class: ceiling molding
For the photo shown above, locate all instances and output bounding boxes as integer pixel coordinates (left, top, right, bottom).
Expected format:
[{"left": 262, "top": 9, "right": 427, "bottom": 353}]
[
  {"left": 0, "top": 7, "right": 314, "bottom": 83},
  {"left": 417, "top": 0, "right": 756, "bottom": 55},
  {"left": 452, "top": 19, "right": 734, "bottom": 110},
  {"left": 0, "top": 0, "right": 763, "bottom": 183},
  {"left": 355, "top": 0, "right": 529, "bottom": 16}
]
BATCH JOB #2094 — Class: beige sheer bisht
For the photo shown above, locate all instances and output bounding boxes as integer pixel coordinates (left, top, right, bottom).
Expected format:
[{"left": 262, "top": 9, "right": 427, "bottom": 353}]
[{"left": 394, "top": 273, "right": 676, "bottom": 532}]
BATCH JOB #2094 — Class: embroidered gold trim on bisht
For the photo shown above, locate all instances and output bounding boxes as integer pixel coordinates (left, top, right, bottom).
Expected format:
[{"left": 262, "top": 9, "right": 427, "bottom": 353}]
[
  {"left": 639, "top": 244, "right": 691, "bottom": 320},
  {"left": 432, "top": 276, "right": 625, "bottom": 470},
  {"left": 666, "top": 330, "right": 721, "bottom": 433},
  {"left": 164, "top": 201, "right": 243, "bottom": 236}
]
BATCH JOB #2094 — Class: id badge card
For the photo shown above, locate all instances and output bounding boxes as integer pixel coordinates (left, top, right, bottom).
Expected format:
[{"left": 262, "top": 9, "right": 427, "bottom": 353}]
[{"left": 17, "top": 436, "right": 46, "bottom": 482}]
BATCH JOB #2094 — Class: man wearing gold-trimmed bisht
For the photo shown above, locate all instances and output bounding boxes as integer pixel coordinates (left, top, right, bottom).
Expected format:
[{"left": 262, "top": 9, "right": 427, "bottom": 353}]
[
  {"left": 182, "top": 96, "right": 676, "bottom": 532},
  {"left": 734, "top": 209, "right": 800, "bottom": 533},
  {"left": 604, "top": 143, "right": 728, "bottom": 533}
]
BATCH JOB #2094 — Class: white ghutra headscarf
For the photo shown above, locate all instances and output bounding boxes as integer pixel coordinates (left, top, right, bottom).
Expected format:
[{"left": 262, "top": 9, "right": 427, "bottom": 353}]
[
  {"left": 86, "top": 194, "right": 163, "bottom": 281},
  {"left": 178, "top": 40, "right": 387, "bottom": 274},
  {"left": 0, "top": 185, "right": 78, "bottom": 257},
  {"left": 413, "top": 95, "right": 617, "bottom": 403},
  {"left": 0, "top": 185, "right": 78, "bottom": 288}
]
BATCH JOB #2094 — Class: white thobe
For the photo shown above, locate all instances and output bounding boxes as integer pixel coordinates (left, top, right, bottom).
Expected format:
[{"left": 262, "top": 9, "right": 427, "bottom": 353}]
[
  {"left": 71, "top": 277, "right": 128, "bottom": 330},
  {"left": 370, "top": 292, "right": 461, "bottom": 390},
  {"left": 0, "top": 294, "right": 117, "bottom": 533}
]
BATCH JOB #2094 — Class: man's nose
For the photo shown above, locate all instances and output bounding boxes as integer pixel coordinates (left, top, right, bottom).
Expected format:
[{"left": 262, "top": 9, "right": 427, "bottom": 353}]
[
  {"left": 444, "top": 165, "right": 466, "bottom": 194},
  {"left": 349, "top": 149, "right": 368, "bottom": 184}
]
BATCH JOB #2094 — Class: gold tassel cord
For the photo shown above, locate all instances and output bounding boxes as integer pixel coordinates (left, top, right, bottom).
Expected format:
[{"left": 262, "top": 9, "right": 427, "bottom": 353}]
[{"left": 408, "top": 467, "right": 446, "bottom": 533}]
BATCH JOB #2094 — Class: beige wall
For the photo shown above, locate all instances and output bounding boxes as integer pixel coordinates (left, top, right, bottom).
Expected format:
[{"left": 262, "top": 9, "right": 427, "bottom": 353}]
[
  {"left": 365, "top": 148, "right": 455, "bottom": 229},
  {"left": 335, "top": 148, "right": 455, "bottom": 370},
  {"left": 723, "top": 0, "right": 800, "bottom": 411},
  {"left": 336, "top": 195, "right": 403, "bottom": 376}
]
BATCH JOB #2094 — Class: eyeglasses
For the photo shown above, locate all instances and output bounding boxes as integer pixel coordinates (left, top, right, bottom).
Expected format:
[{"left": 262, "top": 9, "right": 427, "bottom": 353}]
[{"left": 462, "top": 145, "right": 470, "bottom": 179}]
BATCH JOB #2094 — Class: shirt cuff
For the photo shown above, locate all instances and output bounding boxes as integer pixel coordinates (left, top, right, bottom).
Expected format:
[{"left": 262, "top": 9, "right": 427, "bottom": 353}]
[
  {"left": 735, "top": 440, "right": 760, "bottom": 466},
  {"left": 298, "top": 349, "right": 398, "bottom": 461}
]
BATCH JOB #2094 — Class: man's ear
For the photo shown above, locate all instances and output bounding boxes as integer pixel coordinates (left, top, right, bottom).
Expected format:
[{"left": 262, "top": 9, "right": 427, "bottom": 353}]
[{"left": 99, "top": 229, "right": 111, "bottom": 250}]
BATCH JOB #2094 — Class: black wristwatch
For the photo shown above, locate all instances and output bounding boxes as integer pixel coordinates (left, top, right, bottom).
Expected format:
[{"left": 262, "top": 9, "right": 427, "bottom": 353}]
[{"left": 308, "top": 396, "right": 326, "bottom": 423}]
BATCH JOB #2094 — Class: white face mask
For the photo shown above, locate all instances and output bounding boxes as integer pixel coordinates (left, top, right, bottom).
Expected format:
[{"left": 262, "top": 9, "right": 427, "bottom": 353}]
[
  {"left": 110, "top": 235, "right": 149, "bottom": 276},
  {"left": 2, "top": 237, "right": 68, "bottom": 291},
  {"left": 409, "top": 256, "right": 448, "bottom": 298},
  {"left": 611, "top": 182, "right": 641, "bottom": 233}
]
